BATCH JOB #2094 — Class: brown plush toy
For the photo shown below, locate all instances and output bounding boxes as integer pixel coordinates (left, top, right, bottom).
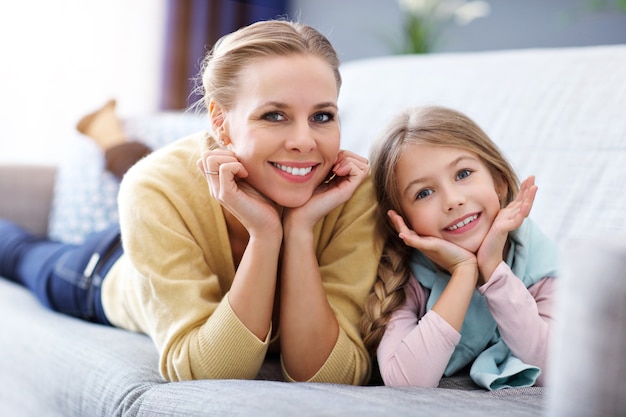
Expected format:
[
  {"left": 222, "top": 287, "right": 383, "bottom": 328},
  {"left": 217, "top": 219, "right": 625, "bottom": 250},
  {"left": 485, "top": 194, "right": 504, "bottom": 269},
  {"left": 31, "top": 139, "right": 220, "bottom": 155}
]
[{"left": 76, "top": 99, "right": 152, "bottom": 180}]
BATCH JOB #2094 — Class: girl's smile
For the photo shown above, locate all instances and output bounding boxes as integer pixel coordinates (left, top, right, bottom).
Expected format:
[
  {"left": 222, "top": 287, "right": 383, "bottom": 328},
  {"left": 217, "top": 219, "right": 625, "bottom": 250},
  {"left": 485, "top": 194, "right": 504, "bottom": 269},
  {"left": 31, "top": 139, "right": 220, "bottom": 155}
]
[{"left": 443, "top": 212, "right": 481, "bottom": 234}]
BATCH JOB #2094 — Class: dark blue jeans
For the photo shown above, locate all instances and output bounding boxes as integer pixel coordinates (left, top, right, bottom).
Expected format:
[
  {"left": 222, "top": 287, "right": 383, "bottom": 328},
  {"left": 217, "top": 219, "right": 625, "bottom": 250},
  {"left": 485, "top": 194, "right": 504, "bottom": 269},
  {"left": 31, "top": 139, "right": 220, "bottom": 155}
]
[{"left": 0, "top": 219, "right": 122, "bottom": 325}]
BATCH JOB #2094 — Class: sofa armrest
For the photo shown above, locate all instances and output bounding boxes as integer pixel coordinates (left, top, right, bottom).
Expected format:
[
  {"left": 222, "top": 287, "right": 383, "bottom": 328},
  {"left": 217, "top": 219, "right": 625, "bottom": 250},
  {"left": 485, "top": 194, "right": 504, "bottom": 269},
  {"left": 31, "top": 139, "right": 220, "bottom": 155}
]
[{"left": 0, "top": 164, "right": 56, "bottom": 236}]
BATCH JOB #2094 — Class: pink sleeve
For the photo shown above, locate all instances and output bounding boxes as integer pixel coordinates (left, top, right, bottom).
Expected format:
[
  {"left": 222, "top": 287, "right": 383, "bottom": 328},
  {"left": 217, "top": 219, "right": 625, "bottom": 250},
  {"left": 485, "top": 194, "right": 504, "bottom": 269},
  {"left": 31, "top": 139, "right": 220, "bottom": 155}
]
[
  {"left": 376, "top": 278, "right": 460, "bottom": 387},
  {"left": 478, "top": 262, "right": 557, "bottom": 386}
]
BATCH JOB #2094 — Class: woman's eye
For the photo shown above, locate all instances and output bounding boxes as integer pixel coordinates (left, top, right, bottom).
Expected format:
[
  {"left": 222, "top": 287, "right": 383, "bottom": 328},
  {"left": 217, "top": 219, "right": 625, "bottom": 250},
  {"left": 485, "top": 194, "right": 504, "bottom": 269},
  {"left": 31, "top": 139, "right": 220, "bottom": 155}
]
[
  {"left": 311, "top": 112, "right": 334, "bottom": 123},
  {"left": 456, "top": 169, "right": 471, "bottom": 180},
  {"left": 263, "top": 112, "right": 285, "bottom": 122},
  {"left": 416, "top": 189, "right": 433, "bottom": 200}
]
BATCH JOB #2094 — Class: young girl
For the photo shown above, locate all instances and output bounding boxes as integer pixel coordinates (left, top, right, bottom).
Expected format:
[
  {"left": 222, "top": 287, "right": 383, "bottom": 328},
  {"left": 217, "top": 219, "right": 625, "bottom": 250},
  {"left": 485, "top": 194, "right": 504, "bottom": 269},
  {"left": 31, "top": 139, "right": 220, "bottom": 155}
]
[
  {"left": 361, "top": 105, "right": 559, "bottom": 390},
  {"left": 0, "top": 20, "right": 381, "bottom": 385}
]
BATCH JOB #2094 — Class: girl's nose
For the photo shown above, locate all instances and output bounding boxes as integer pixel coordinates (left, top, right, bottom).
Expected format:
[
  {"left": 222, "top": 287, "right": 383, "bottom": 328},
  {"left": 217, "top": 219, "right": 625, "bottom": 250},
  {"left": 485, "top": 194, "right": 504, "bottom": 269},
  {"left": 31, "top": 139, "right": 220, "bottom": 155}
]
[{"left": 442, "top": 186, "right": 465, "bottom": 212}]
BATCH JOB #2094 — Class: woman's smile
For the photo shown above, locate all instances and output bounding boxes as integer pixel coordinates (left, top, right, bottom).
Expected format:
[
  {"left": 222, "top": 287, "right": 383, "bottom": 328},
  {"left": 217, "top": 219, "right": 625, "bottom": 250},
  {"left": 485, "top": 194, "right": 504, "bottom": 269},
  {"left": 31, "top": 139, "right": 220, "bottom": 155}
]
[{"left": 270, "top": 161, "right": 319, "bottom": 182}]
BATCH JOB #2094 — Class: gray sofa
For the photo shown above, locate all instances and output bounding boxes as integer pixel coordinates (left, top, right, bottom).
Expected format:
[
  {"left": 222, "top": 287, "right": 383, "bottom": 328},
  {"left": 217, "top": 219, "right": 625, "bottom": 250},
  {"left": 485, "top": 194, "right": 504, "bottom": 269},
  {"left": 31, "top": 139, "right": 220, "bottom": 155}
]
[{"left": 2, "top": 44, "right": 625, "bottom": 417}]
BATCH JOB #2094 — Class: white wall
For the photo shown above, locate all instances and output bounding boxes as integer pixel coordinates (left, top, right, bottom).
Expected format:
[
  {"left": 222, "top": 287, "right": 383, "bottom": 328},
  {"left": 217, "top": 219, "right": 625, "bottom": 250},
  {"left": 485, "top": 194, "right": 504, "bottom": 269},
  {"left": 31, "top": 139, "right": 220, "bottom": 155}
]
[
  {"left": 2, "top": 0, "right": 624, "bottom": 165},
  {"left": 290, "top": 0, "right": 626, "bottom": 62},
  {"left": 0, "top": 0, "right": 166, "bottom": 165}
]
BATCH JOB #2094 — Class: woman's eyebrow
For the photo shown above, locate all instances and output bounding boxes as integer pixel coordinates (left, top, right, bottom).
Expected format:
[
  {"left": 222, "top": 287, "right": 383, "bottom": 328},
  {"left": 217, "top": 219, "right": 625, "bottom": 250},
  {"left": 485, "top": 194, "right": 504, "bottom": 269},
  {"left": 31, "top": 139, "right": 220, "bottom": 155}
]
[
  {"left": 313, "top": 102, "right": 338, "bottom": 110},
  {"left": 258, "top": 101, "right": 337, "bottom": 110}
]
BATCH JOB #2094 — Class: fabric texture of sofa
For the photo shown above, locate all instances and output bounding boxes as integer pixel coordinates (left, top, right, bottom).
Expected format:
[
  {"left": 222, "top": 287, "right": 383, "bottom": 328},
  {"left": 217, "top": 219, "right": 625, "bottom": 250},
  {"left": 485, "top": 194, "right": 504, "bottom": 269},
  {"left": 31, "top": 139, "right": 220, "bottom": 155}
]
[{"left": 1, "top": 44, "right": 625, "bottom": 417}]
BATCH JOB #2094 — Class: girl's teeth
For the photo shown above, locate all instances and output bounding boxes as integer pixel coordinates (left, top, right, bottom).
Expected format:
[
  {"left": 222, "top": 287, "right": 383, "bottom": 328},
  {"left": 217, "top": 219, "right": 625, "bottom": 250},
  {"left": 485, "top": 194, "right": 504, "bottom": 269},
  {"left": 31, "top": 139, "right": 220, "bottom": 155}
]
[
  {"left": 447, "top": 214, "right": 478, "bottom": 231},
  {"left": 274, "top": 163, "right": 312, "bottom": 176}
]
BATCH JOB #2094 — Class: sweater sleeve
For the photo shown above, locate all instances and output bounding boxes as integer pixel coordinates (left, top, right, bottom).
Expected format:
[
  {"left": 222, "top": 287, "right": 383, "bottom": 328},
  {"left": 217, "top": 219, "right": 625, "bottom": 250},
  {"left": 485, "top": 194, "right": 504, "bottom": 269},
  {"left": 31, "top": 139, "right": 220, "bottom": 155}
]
[
  {"left": 377, "top": 278, "right": 460, "bottom": 387},
  {"left": 478, "top": 261, "right": 557, "bottom": 386},
  {"left": 111, "top": 135, "right": 272, "bottom": 381},
  {"left": 282, "top": 176, "right": 382, "bottom": 385}
]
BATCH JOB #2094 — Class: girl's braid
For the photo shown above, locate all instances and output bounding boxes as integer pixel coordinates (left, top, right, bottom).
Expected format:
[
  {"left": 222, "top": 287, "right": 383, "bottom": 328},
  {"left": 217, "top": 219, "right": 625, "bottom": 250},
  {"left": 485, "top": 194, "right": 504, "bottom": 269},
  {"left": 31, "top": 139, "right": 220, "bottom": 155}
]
[{"left": 361, "top": 238, "right": 412, "bottom": 354}]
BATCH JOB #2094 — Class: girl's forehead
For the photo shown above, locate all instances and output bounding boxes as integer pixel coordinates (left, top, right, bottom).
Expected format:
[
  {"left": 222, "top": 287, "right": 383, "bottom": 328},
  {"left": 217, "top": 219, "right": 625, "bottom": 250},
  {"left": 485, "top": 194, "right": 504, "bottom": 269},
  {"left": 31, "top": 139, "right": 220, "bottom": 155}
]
[
  {"left": 399, "top": 144, "right": 478, "bottom": 163},
  {"left": 395, "top": 144, "right": 486, "bottom": 183}
]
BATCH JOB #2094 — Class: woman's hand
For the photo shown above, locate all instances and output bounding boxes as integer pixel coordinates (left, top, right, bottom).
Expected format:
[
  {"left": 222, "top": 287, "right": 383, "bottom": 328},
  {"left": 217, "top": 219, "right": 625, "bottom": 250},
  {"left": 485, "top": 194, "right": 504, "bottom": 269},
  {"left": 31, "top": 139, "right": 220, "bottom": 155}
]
[
  {"left": 197, "top": 149, "right": 282, "bottom": 237},
  {"left": 477, "top": 175, "right": 538, "bottom": 282},
  {"left": 284, "top": 150, "right": 370, "bottom": 229},
  {"left": 277, "top": 150, "right": 369, "bottom": 380},
  {"left": 388, "top": 210, "right": 476, "bottom": 275}
]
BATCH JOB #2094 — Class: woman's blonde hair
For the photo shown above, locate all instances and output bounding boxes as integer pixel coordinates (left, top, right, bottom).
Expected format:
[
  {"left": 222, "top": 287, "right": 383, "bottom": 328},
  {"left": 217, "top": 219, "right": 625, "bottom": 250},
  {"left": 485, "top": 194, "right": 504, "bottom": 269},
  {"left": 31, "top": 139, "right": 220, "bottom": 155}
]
[
  {"left": 197, "top": 20, "right": 341, "bottom": 112},
  {"left": 361, "top": 105, "right": 520, "bottom": 354}
]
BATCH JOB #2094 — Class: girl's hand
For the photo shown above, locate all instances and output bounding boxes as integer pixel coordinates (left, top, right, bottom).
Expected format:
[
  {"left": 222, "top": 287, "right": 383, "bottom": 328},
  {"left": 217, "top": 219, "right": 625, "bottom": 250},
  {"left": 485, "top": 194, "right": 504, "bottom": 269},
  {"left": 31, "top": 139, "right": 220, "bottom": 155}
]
[
  {"left": 197, "top": 149, "right": 282, "bottom": 237},
  {"left": 477, "top": 175, "right": 538, "bottom": 282},
  {"left": 284, "top": 150, "right": 370, "bottom": 229},
  {"left": 390, "top": 209, "right": 478, "bottom": 332},
  {"left": 388, "top": 210, "right": 477, "bottom": 275}
]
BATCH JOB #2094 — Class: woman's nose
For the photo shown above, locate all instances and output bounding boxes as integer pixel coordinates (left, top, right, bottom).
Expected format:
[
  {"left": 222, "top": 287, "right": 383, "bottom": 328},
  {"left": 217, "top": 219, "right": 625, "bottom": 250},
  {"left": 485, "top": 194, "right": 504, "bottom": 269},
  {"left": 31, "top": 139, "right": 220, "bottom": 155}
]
[{"left": 286, "top": 121, "right": 316, "bottom": 152}]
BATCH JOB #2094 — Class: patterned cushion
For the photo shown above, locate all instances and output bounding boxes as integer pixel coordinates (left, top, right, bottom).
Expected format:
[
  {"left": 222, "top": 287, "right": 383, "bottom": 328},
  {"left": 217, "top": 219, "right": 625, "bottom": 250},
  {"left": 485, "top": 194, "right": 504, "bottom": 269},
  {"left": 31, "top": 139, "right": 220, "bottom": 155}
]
[{"left": 48, "top": 112, "right": 208, "bottom": 243}]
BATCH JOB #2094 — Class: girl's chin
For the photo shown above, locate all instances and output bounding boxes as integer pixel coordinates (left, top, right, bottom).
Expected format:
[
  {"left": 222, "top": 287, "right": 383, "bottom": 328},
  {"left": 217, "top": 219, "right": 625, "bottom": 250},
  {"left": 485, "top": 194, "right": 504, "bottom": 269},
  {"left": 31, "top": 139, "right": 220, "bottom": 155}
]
[
  {"left": 445, "top": 237, "right": 482, "bottom": 254},
  {"left": 461, "top": 242, "right": 482, "bottom": 254}
]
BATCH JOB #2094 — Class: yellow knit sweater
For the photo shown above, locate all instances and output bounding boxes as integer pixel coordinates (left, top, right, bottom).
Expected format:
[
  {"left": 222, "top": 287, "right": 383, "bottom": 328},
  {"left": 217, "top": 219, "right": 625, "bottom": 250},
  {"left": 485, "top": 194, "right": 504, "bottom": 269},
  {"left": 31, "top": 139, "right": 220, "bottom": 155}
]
[{"left": 101, "top": 132, "right": 381, "bottom": 384}]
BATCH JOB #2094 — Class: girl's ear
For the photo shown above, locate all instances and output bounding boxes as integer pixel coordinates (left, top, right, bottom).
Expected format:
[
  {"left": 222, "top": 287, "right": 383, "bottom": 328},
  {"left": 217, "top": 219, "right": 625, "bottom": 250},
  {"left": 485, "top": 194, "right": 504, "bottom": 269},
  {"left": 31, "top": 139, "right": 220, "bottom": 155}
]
[
  {"left": 208, "top": 100, "right": 230, "bottom": 146},
  {"left": 495, "top": 175, "right": 509, "bottom": 205}
]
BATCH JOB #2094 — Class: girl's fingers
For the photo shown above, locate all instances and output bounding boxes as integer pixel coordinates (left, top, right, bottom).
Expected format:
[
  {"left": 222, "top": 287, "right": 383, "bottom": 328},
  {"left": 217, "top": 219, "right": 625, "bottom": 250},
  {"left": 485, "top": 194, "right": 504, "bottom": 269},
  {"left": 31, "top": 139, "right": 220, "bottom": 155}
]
[
  {"left": 519, "top": 184, "right": 538, "bottom": 218},
  {"left": 388, "top": 210, "right": 410, "bottom": 235}
]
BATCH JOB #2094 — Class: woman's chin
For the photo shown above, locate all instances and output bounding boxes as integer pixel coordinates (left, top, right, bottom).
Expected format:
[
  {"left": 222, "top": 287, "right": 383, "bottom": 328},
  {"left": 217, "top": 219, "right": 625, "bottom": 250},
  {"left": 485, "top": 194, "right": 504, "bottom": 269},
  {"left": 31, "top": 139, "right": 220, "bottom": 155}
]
[
  {"left": 267, "top": 187, "right": 316, "bottom": 209},
  {"left": 275, "top": 194, "right": 313, "bottom": 209}
]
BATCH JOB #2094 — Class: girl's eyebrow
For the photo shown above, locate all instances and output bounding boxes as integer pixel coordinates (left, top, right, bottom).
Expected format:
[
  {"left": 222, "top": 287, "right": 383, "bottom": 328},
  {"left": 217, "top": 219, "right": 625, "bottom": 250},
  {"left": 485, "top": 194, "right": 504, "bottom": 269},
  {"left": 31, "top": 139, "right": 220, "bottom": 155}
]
[{"left": 402, "top": 154, "right": 478, "bottom": 197}]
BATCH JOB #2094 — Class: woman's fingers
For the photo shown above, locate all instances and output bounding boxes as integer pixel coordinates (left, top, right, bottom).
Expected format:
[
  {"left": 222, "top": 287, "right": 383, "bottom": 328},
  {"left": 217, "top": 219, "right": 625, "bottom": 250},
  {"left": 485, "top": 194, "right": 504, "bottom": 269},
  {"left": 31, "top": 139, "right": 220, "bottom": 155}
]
[{"left": 332, "top": 150, "right": 369, "bottom": 179}]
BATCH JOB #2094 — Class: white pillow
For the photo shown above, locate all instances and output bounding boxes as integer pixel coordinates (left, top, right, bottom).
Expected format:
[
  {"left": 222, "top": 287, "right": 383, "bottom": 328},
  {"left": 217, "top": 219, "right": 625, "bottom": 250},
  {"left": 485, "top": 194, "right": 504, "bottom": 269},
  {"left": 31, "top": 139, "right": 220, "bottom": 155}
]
[{"left": 48, "top": 112, "right": 208, "bottom": 244}]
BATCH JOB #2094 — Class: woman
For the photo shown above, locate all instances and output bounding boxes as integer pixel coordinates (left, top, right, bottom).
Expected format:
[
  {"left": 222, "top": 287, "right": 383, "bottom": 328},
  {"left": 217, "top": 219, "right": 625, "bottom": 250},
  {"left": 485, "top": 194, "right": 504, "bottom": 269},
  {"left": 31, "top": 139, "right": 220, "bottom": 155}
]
[{"left": 0, "top": 20, "right": 381, "bottom": 385}]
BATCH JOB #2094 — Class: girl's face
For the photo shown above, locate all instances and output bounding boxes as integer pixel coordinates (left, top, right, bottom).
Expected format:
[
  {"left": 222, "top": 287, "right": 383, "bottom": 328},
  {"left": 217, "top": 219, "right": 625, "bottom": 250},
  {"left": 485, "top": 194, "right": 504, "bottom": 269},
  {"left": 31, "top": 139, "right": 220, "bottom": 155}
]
[
  {"left": 221, "top": 54, "right": 340, "bottom": 208},
  {"left": 396, "top": 144, "right": 505, "bottom": 253}
]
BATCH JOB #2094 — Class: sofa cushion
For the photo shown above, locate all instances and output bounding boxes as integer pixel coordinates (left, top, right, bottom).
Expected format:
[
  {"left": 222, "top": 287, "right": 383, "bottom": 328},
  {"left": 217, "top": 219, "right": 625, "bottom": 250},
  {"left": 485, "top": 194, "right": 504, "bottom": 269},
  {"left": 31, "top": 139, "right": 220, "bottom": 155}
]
[
  {"left": 48, "top": 111, "right": 207, "bottom": 243},
  {"left": 0, "top": 277, "right": 545, "bottom": 417}
]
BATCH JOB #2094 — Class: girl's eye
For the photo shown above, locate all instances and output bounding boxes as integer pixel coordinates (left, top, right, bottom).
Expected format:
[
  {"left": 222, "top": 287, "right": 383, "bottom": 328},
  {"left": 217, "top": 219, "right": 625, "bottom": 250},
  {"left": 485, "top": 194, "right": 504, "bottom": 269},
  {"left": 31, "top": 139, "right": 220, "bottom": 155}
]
[
  {"left": 311, "top": 112, "right": 334, "bottom": 123},
  {"left": 416, "top": 189, "right": 433, "bottom": 200},
  {"left": 263, "top": 112, "right": 285, "bottom": 122},
  {"left": 456, "top": 169, "right": 471, "bottom": 180}
]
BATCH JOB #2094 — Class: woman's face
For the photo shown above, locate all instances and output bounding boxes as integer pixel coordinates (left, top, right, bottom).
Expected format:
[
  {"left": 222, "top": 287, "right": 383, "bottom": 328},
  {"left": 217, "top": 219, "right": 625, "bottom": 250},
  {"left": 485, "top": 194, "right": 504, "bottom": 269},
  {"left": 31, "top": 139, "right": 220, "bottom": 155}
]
[{"left": 222, "top": 54, "right": 340, "bottom": 208}]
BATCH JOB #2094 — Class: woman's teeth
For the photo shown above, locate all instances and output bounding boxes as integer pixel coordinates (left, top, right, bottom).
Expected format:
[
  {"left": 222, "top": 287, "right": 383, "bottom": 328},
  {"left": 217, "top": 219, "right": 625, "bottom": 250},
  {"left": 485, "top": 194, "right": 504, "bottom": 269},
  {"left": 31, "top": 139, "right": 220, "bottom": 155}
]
[
  {"left": 447, "top": 214, "right": 478, "bottom": 231},
  {"left": 273, "top": 163, "right": 313, "bottom": 176}
]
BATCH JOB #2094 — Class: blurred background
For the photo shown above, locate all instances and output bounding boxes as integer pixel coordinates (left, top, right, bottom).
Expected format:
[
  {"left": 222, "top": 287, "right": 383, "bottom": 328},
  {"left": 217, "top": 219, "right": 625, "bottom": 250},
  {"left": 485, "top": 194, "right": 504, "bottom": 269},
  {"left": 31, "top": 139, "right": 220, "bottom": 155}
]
[{"left": 1, "top": 0, "right": 625, "bottom": 165}]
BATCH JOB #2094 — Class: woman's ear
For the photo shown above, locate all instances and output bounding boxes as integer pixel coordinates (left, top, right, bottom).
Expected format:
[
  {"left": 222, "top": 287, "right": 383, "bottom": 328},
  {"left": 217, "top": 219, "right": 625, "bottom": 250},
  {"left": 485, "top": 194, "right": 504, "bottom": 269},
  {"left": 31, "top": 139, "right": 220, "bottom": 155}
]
[{"left": 208, "top": 100, "right": 230, "bottom": 146}]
